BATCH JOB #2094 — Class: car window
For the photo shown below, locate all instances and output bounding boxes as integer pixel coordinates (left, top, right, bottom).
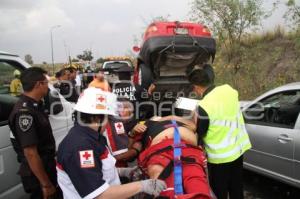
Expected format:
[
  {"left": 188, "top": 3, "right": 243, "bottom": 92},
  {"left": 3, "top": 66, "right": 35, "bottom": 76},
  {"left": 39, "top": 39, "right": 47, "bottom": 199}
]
[
  {"left": 0, "top": 60, "right": 64, "bottom": 125},
  {"left": 103, "top": 62, "right": 130, "bottom": 70},
  {"left": 0, "top": 60, "right": 22, "bottom": 125},
  {"left": 244, "top": 90, "right": 300, "bottom": 128}
]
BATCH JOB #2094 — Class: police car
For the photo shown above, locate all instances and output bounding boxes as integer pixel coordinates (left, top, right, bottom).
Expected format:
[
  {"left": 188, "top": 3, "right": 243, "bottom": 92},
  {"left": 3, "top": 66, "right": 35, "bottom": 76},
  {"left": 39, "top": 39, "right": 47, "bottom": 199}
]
[{"left": 0, "top": 51, "right": 74, "bottom": 198}]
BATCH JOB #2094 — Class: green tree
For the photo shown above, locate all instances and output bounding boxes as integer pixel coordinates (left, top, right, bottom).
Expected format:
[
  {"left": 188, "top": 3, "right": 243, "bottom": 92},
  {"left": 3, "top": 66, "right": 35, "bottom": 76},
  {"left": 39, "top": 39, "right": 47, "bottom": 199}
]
[
  {"left": 77, "top": 50, "right": 93, "bottom": 61},
  {"left": 71, "top": 58, "right": 79, "bottom": 62},
  {"left": 190, "top": 0, "right": 276, "bottom": 73},
  {"left": 25, "top": 54, "right": 33, "bottom": 64},
  {"left": 284, "top": 0, "right": 300, "bottom": 28},
  {"left": 96, "top": 57, "right": 105, "bottom": 64}
]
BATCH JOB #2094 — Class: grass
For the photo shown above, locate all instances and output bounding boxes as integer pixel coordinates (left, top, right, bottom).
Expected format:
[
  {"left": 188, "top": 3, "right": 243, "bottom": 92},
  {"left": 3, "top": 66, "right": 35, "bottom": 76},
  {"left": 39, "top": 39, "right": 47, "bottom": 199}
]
[{"left": 214, "top": 26, "right": 300, "bottom": 100}]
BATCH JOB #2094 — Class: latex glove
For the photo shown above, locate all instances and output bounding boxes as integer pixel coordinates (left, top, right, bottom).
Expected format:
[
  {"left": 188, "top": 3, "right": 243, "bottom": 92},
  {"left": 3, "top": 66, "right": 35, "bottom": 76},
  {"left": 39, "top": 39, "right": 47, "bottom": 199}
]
[
  {"left": 140, "top": 179, "right": 167, "bottom": 197},
  {"left": 117, "top": 166, "right": 138, "bottom": 178}
]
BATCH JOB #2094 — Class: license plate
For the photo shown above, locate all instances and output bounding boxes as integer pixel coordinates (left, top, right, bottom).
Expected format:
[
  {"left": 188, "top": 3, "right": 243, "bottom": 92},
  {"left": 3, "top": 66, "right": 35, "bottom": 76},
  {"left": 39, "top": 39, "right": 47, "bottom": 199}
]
[
  {"left": 175, "top": 28, "right": 188, "bottom": 35},
  {"left": 104, "top": 71, "right": 109, "bottom": 75}
]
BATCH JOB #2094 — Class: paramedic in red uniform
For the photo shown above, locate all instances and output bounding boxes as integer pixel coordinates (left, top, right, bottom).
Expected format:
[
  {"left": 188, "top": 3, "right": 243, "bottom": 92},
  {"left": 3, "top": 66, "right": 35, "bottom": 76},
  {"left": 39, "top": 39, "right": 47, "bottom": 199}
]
[{"left": 104, "top": 98, "right": 143, "bottom": 167}]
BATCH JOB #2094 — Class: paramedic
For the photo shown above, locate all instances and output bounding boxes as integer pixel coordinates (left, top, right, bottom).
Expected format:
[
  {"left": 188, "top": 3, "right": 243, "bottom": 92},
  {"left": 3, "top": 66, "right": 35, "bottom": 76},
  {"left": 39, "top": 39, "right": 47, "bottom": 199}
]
[{"left": 56, "top": 87, "right": 166, "bottom": 199}]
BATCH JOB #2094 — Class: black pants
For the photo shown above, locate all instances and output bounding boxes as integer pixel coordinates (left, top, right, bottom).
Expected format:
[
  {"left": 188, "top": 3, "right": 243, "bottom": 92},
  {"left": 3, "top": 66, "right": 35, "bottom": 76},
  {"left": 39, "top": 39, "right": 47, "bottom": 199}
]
[
  {"left": 20, "top": 159, "right": 62, "bottom": 199},
  {"left": 208, "top": 155, "right": 244, "bottom": 199}
]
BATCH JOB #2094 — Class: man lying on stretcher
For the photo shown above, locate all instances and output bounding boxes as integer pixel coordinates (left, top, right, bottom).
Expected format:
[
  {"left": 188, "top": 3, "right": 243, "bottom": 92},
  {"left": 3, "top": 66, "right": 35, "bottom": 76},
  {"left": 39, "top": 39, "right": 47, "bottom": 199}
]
[{"left": 132, "top": 115, "right": 212, "bottom": 199}]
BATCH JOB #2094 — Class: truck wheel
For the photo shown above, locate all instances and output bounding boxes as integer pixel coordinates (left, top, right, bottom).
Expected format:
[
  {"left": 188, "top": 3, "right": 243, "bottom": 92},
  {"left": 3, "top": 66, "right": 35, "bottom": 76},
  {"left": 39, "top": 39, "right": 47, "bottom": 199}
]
[{"left": 139, "top": 63, "right": 154, "bottom": 90}]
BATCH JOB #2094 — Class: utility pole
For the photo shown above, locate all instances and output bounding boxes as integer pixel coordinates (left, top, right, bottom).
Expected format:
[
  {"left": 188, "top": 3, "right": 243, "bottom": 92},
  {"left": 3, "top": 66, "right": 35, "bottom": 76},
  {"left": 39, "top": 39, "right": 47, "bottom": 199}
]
[{"left": 50, "top": 25, "right": 61, "bottom": 75}]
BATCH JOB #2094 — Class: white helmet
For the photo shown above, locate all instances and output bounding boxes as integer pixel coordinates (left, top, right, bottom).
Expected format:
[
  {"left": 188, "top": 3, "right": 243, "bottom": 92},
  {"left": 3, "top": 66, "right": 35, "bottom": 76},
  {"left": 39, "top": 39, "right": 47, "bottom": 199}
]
[{"left": 74, "top": 87, "right": 117, "bottom": 116}]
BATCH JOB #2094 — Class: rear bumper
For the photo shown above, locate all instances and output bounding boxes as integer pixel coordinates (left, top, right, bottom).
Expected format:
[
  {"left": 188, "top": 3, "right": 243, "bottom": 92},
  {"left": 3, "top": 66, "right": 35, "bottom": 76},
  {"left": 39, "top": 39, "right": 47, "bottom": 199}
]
[{"left": 138, "top": 35, "right": 216, "bottom": 65}]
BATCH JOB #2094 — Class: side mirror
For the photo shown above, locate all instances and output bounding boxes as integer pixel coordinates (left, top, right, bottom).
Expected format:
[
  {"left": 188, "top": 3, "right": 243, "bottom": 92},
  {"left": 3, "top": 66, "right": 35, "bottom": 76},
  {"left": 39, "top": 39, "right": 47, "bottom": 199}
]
[{"left": 132, "top": 46, "right": 140, "bottom": 52}]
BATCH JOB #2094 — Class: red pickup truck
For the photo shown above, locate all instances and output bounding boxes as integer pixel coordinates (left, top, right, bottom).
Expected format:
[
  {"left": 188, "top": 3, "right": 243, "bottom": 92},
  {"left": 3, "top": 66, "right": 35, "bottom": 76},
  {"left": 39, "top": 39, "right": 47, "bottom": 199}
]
[{"left": 133, "top": 21, "right": 216, "bottom": 117}]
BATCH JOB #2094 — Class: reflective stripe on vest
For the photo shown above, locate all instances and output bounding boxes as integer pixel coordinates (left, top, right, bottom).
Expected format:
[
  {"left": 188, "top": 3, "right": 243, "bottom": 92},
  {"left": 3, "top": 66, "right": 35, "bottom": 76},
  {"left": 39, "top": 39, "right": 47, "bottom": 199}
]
[
  {"left": 205, "top": 110, "right": 247, "bottom": 150},
  {"left": 199, "top": 84, "right": 252, "bottom": 164}
]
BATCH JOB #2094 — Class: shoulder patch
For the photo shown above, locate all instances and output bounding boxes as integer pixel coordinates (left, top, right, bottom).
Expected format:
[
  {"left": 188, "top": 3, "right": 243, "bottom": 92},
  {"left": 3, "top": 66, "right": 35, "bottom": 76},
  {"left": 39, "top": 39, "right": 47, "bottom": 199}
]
[
  {"left": 79, "top": 150, "right": 95, "bottom": 168},
  {"left": 18, "top": 114, "right": 33, "bottom": 132},
  {"left": 114, "top": 122, "right": 125, "bottom": 134}
]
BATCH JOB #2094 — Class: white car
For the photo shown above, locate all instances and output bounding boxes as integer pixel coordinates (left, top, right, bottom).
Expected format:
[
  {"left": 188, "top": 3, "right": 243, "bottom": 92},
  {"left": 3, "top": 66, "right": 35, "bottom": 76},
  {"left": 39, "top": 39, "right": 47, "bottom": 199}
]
[
  {"left": 0, "top": 51, "right": 74, "bottom": 199},
  {"left": 102, "top": 60, "right": 133, "bottom": 83}
]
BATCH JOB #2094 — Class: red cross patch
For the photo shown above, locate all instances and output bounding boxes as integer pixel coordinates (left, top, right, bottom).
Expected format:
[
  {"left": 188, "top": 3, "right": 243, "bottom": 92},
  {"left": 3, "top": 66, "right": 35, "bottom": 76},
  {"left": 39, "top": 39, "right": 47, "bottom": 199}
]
[
  {"left": 96, "top": 94, "right": 106, "bottom": 103},
  {"left": 79, "top": 150, "right": 95, "bottom": 168},
  {"left": 114, "top": 122, "right": 125, "bottom": 134},
  {"left": 96, "top": 94, "right": 107, "bottom": 110}
]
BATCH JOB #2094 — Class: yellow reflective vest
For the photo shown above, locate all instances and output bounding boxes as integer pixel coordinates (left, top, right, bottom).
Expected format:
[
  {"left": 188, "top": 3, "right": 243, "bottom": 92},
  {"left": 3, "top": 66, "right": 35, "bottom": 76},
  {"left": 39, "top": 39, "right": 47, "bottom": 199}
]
[
  {"left": 198, "top": 84, "right": 251, "bottom": 164},
  {"left": 10, "top": 78, "right": 23, "bottom": 96}
]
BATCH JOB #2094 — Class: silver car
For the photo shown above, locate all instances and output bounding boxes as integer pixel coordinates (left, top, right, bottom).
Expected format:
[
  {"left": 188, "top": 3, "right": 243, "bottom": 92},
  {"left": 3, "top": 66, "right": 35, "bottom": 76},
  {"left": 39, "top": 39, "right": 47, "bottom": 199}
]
[
  {"left": 0, "top": 51, "right": 74, "bottom": 199},
  {"left": 242, "top": 82, "right": 300, "bottom": 188}
]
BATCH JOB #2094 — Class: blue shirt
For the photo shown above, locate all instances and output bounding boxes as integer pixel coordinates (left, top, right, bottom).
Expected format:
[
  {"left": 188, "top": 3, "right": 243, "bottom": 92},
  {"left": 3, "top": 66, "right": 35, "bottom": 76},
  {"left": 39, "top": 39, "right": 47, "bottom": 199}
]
[{"left": 57, "top": 124, "right": 120, "bottom": 199}]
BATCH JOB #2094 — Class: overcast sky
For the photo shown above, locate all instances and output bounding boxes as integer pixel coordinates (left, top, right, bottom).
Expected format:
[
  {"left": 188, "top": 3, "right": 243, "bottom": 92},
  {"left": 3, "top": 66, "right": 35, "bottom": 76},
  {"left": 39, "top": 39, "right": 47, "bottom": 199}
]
[{"left": 0, "top": 0, "right": 288, "bottom": 64}]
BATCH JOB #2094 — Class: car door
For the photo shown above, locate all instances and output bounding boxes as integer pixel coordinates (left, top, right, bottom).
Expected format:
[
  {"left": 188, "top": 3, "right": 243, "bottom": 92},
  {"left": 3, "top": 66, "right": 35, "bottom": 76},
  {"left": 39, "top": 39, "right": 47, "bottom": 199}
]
[
  {"left": 0, "top": 59, "right": 27, "bottom": 198},
  {"left": 243, "top": 90, "right": 300, "bottom": 180},
  {"left": 292, "top": 102, "right": 300, "bottom": 187}
]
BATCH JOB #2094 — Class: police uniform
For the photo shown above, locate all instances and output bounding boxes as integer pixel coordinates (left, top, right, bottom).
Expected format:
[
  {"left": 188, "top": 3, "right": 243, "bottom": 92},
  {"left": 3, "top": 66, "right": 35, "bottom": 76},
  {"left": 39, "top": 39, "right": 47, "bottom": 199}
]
[
  {"left": 112, "top": 82, "right": 137, "bottom": 102},
  {"left": 8, "top": 95, "right": 57, "bottom": 198},
  {"left": 113, "top": 66, "right": 137, "bottom": 102},
  {"left": 56, "top": 124, "right": 121, "bottom": 199}
]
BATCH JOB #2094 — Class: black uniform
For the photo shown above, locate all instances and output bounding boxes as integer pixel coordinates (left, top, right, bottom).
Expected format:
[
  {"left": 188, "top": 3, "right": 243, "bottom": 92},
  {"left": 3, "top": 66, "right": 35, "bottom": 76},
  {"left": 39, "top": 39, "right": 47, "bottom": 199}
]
[
  {"left": 8, "top": 95, "right": 58, "bottom": 199},
  {"left": 56, "top": 124, "right": 121, "bottom": 198}
]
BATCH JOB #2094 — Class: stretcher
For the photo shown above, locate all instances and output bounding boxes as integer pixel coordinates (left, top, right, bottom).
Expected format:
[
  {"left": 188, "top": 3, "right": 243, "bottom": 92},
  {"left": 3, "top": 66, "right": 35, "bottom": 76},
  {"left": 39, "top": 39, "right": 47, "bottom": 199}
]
[{"left": 133, "top": 120, "right": 214, "bottom": 199}]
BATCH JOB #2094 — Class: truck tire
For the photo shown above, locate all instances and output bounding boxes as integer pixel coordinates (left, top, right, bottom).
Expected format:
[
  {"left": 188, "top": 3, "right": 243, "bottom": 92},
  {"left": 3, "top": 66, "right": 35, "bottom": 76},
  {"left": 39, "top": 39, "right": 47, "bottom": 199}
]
[{"left": 139, "top": 63, "right": 154, "bottom": 90}]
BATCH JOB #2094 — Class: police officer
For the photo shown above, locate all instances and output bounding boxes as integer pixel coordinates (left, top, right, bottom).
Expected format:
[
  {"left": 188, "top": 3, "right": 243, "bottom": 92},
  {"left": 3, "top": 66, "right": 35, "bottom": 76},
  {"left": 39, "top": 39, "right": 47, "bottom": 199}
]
[
  {"left": 83, "top": 66, "right": 94, "bottom": 88},
  {"left": 56, "top": 87, "right": 166, "bottom": 199},
  {"left": 9, "top": 67, "right": 61, "bottom": 199},
  {"left": 188, "top": 64, "right": 252, "bottom": 199},
  {"left": 112, "top": 66, "right": 137, "bottom": 102},
  {"left": 58, "top": 68, "right": 78, "bottom": 103}
]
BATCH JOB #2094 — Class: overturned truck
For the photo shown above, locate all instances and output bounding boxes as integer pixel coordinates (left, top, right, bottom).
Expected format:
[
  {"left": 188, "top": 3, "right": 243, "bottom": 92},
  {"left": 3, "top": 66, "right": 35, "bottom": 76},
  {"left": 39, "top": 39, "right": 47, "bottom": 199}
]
[{"left": 133, "top": 21, "right": 216, "bottom": 117}]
